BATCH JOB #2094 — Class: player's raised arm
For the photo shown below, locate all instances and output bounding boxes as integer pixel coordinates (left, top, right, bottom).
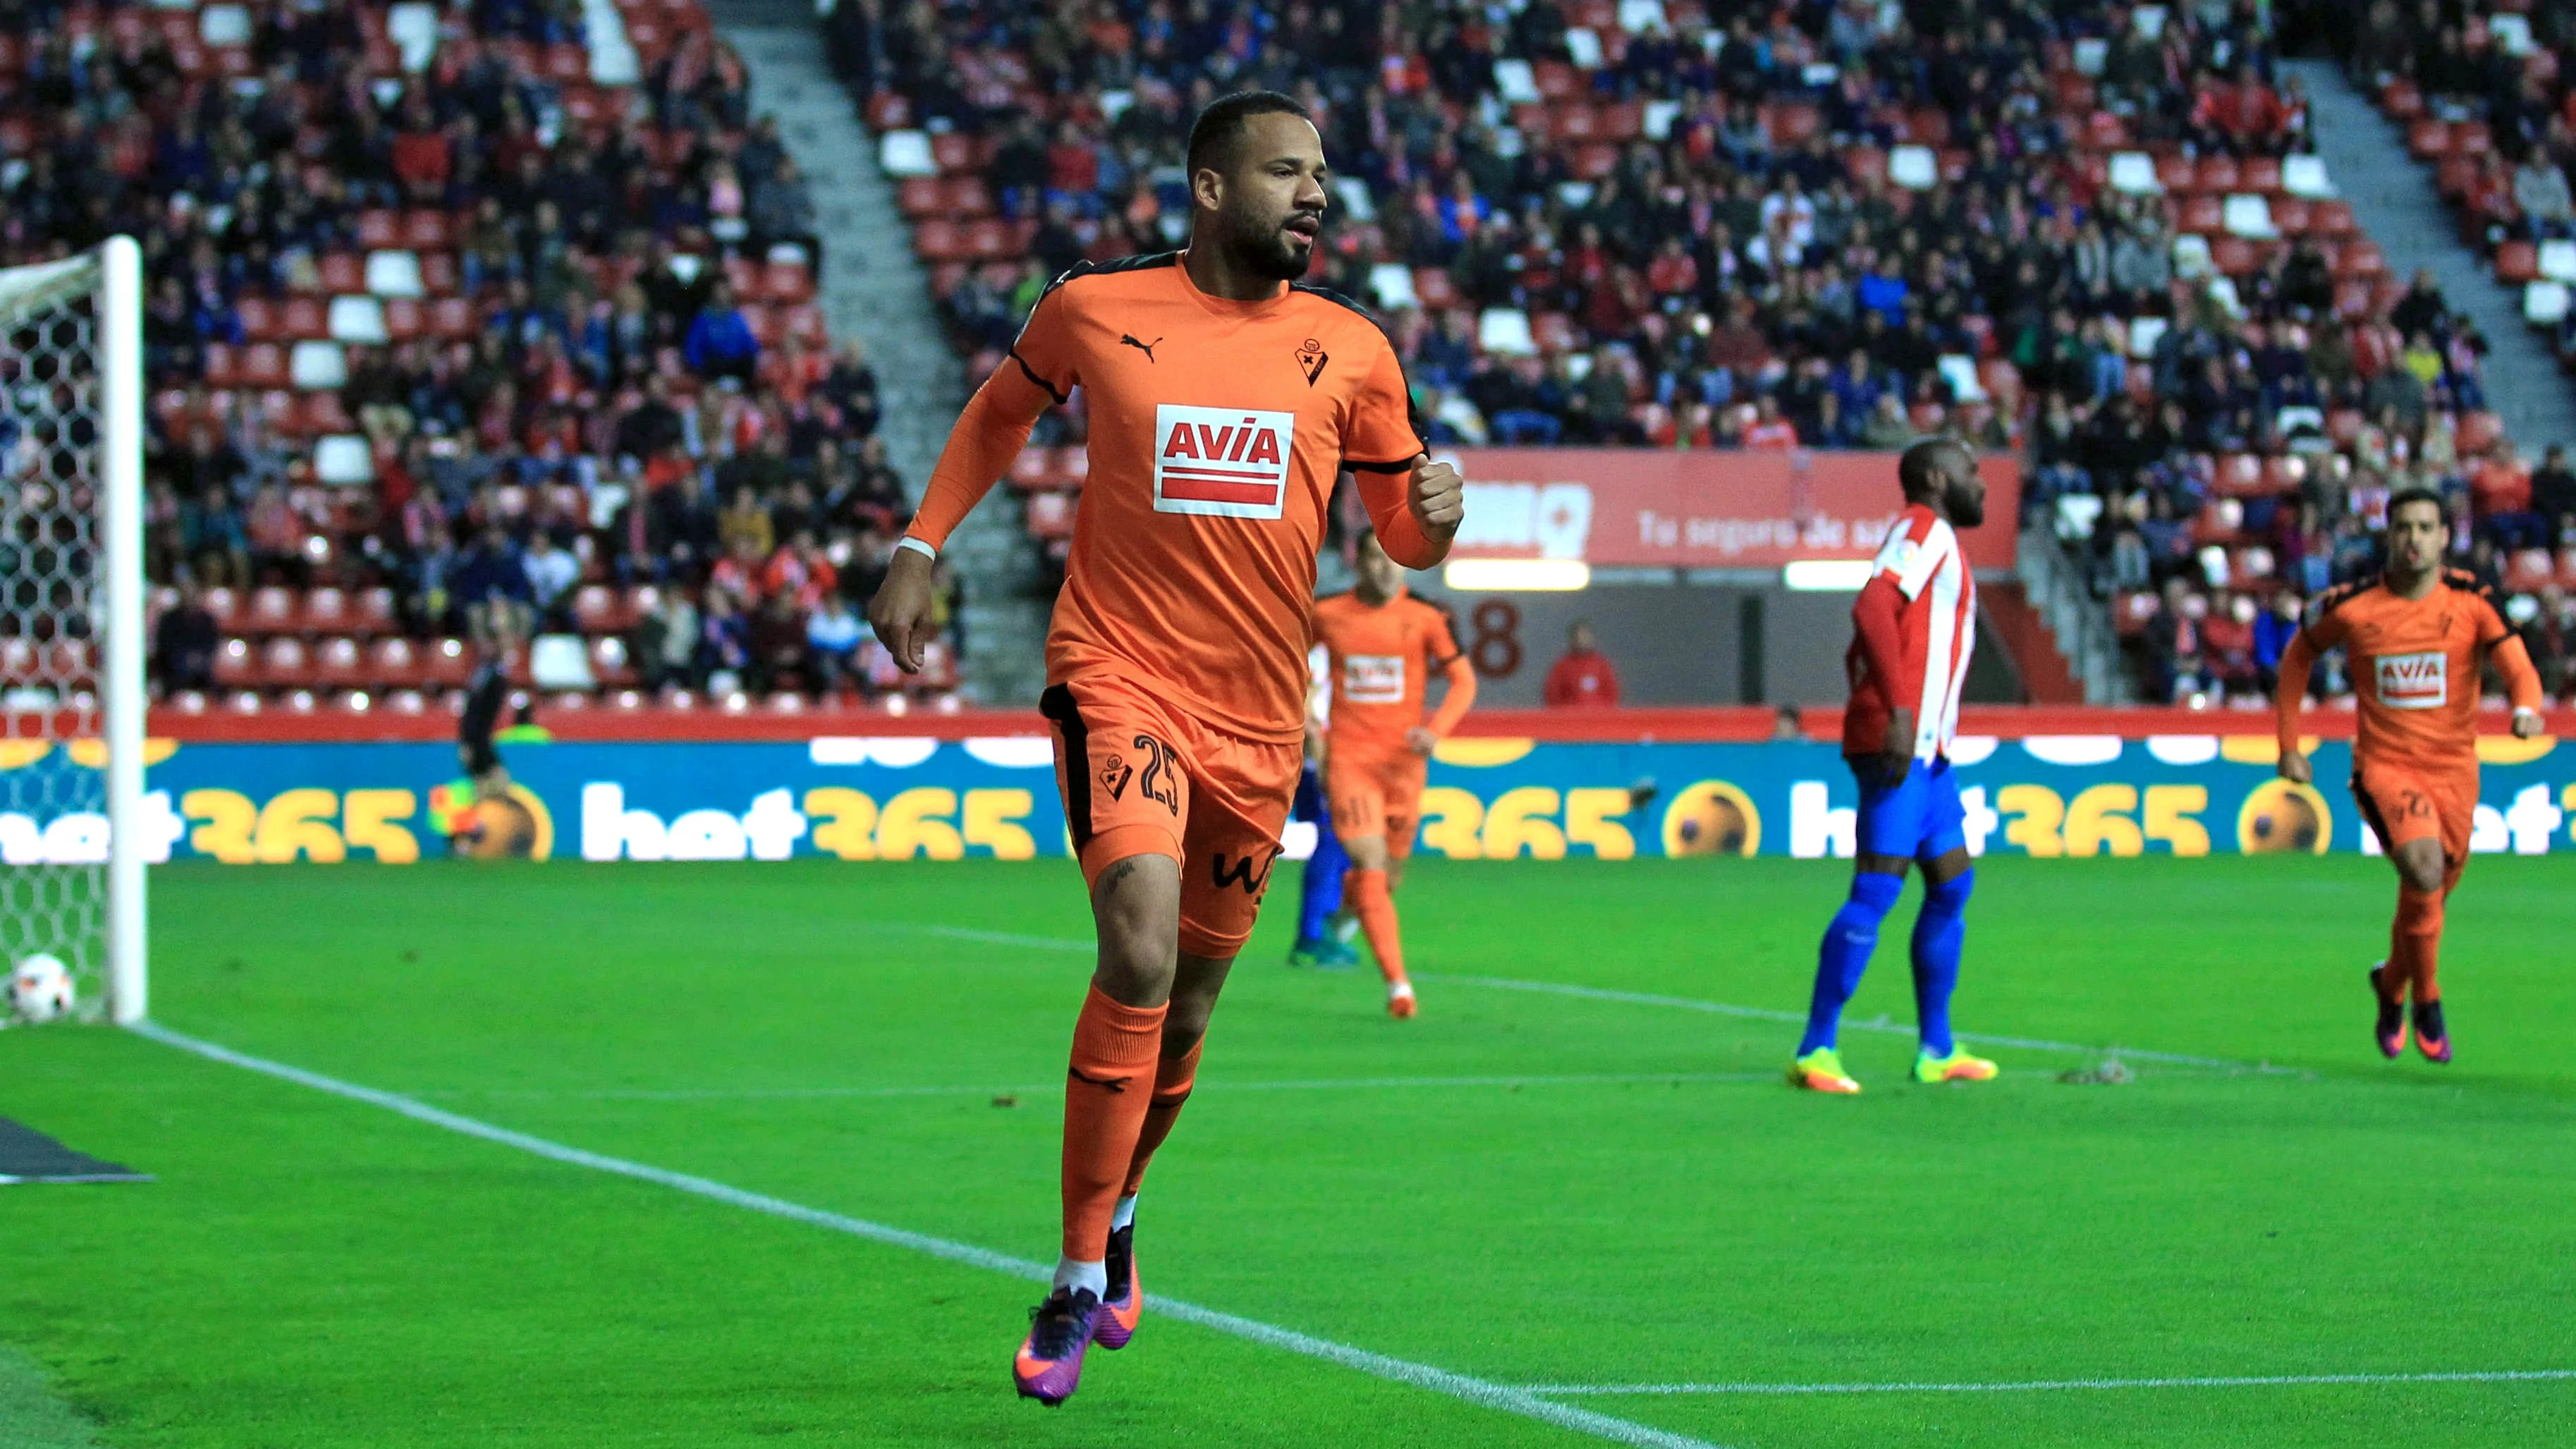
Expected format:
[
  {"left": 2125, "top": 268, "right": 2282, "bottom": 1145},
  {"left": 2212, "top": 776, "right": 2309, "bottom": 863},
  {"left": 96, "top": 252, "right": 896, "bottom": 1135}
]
[
  {"left": 869, "top": 291, "right": 1078, "bottom": 671},
  {"left": 1345, "top": 344, "right": 1458, "bottom": 568}
]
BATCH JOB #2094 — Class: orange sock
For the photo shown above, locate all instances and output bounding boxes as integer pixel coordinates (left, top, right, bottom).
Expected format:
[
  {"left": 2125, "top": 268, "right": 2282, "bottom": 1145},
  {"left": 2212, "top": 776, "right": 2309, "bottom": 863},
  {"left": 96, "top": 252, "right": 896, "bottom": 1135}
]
[
  {"left": 1118, "top": 1037, "right": 1202, "bottom": 1197},
  {"left": 2392, "top": 884, "right": 2445, "bottom": 1005},
  {"left": 1061, "top": 984, "right": 1166, "bottom": 1261},
  {"left": 1348, "top": 867, "right": 1406, "bottom": 984}
]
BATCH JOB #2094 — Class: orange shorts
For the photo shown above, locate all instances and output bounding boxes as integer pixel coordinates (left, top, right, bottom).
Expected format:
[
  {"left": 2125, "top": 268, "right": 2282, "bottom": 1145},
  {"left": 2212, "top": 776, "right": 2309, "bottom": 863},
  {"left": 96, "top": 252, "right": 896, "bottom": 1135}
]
[
  {"left": 1039, "top": 673, "right": 1301, "bottom": 959},
  {"left": 2351, "top": 758, "right": 2478, "bottom": 866},
  {"left": 1325, "top": 745, "right": 1429, "bottom": 860}
]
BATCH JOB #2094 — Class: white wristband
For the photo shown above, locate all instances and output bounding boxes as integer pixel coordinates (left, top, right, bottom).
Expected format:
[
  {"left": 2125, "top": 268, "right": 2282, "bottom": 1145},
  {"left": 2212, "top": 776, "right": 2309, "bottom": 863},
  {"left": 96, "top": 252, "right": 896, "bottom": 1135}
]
[{"left": 896, "top": 537, "right": 937, "bottom": 562}]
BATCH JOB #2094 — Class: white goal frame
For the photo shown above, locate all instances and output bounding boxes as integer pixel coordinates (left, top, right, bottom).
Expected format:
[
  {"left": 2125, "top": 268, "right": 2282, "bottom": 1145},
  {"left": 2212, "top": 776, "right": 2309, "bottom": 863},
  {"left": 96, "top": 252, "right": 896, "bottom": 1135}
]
[{"left": 1, "top": 236, "right": 145, "bottom": 1023}]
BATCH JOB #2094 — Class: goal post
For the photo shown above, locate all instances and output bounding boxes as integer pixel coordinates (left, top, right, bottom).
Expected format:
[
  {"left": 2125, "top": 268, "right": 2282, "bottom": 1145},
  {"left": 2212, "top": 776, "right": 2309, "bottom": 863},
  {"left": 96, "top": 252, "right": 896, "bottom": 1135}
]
[{"left": 1, "top": 237, "right": 145, "bottom": 1025}]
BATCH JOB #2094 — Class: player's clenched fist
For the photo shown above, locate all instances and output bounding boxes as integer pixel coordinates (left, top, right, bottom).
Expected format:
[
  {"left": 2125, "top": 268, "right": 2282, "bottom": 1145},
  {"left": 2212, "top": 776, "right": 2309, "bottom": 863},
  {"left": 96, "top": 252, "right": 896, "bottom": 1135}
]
[
  {"left": 867, "top": 546, "right": 936, "bottom": 674},
  {"left": 1408, "top": 453, "right": 1464, "bottom": 542}
]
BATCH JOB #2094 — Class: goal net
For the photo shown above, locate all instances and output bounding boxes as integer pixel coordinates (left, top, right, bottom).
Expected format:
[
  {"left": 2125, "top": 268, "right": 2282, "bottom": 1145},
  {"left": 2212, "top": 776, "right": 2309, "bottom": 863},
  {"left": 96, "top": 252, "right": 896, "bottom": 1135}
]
[{"left": 0, "top": 239, "right": 145, "bottom": 1025}]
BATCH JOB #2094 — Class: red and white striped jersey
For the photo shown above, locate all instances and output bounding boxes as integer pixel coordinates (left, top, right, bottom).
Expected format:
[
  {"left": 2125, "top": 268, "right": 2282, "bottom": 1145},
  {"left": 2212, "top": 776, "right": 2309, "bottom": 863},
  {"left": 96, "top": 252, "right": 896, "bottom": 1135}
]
[{"left": 1841, "top": 504, "right": 1976, "bottom": 762}]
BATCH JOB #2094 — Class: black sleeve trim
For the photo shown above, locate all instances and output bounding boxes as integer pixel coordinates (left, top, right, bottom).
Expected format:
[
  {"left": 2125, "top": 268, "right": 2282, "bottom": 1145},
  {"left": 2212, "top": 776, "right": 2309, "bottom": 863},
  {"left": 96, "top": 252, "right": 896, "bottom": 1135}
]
[
  {"left": 1343, "top": 456, "right": 1417, "bottom": 474},
  {"left": 1006, "top": 348, "right": 1068, "bottom": 406}
]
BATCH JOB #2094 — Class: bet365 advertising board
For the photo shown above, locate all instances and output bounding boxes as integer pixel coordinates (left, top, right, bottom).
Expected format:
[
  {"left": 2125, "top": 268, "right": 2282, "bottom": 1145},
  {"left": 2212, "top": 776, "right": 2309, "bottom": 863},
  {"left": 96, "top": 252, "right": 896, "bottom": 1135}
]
[{"left": 8, "top": 732, "right": 2570, "bottom": 867}]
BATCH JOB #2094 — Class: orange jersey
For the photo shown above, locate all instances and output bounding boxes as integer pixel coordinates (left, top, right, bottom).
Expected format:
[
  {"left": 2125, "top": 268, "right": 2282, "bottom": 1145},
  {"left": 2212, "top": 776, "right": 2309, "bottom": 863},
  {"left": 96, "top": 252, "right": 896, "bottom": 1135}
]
[
  {"left": 1310, "top": 588, "right": 1472, "bottom": 757},
  {"left": 2276, "top": 570, "right": 2543, "bottom": 769},
  {"left": 906, "top": 252, "right": 1439, "bottom": 743}
]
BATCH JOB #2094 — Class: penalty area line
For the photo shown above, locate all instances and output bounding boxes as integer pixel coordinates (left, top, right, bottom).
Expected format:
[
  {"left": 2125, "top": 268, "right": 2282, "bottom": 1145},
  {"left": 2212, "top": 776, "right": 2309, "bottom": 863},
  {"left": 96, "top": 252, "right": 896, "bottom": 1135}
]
[
  {"left": 1521, "top": 1369, "right": 2576, "bottom": 1396},
  {"left": 130, "top": 1020, "right": 1728, "bottom": 1449}
]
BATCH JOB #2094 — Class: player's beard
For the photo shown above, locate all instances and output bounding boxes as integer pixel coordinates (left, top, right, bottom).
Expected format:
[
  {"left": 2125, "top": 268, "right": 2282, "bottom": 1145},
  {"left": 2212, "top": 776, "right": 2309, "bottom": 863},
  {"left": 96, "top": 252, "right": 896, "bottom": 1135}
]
[
  {"left": 1948, "top": 489, "right": 1986, "bottom": 528},
  {"left": 1225, "top": 200, "right": 1320, "bottom": 281}
]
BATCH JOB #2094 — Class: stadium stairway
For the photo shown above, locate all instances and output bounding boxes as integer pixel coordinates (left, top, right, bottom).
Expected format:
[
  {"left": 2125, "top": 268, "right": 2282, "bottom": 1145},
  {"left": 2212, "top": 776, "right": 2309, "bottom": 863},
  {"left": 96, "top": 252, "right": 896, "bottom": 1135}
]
[
  {"left": 2289, "top": 59, "right": 2576, "bottom": 454},
  {"left": 716, "top": 5, "right": 1051, "bottom": 705}
]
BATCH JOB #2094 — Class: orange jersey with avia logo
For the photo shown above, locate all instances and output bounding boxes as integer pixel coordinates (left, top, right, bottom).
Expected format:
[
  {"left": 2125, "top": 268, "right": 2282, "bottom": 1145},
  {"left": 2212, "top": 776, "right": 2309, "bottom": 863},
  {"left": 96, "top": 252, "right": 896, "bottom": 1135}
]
[
  {"left": 1310, "top": 589, "right": 1475, "bottom": 757},
  {"left": 2275, "top": 570, "right": 2542, "bottom": 769},
  {"left": 905, "top": 252, "right": 1439, "bottom": 743}
]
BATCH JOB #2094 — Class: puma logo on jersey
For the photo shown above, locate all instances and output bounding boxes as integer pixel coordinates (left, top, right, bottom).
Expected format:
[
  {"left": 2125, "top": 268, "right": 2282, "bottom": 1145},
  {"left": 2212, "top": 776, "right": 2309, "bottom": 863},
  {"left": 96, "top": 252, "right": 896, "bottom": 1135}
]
[
  {"left": 1120, "top": 334, "right": 1161, "bottom": 362},
  {"left": 1342, "top": 654, "right": 1405, "bottom": 703},
  {"left": 1153, "top": 403, "right": 1293, "bottom": 518},
  {"left": 2376, "top": 651, "right": 2447, "bottom": 709}
]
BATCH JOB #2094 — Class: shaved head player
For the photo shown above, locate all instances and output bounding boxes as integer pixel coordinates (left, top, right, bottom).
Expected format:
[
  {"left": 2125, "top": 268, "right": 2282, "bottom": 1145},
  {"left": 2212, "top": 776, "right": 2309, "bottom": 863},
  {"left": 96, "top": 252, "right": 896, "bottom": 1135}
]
[{"left": 868, "top": 90, "right": 1463, "bottom": 1406}]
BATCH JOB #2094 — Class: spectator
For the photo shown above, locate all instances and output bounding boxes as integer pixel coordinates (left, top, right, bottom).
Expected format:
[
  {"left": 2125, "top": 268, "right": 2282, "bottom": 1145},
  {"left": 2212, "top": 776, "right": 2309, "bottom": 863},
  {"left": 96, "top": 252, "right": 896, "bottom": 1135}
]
[
  {"left": 2513, "top": 154, "right": 2575, "bottom": 239},
  {"left": 1543, "top": 621, "right": 1620, "bottom": 707},
  {"left": 1742, "top": 395, "right": 1799, "bottom": 450},
  {"left": 683, "top": 280, "right": 762, "bottom": 384},
  {"left": 806, "top": 593, "right": 867, "bottom": 698},
  {"left": 523, "top": 533, "right": 580, "bottom": 632},
  {"left": 2143, "top": 579, "right": 2206, "bottom": 704},
  {"left": 2254, "top": 589, "right": 2305, "bottom": 692},
  {"left": 152, "top": 578, "right": 221, "bottom": 697},
  {"left": 748, "top": 157, "right": 822, "bottom": 264},
  {"left": 451, "top": 522, "right": 535, "bottom": 642},
  {"left": 2529, "top": 444, "right": 2576, "bottom": 542},
  {"left": 633, "top": 587, "right": 702, "bottom": 694}
]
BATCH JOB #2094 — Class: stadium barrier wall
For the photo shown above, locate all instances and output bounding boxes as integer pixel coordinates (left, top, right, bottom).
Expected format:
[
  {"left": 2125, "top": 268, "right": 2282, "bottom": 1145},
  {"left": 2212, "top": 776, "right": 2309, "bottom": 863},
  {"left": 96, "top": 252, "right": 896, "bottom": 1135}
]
[{"left": 23, "top": 708, "right": 2570, "bottom": 863}]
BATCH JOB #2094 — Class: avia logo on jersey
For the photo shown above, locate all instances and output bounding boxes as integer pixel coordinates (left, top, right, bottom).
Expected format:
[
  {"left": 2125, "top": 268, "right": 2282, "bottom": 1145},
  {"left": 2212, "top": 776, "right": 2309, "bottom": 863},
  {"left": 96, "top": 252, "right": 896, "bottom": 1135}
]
[
  {"left": 1153, "top": 404, "right": 1293, "bottom": 519},
  {"left": 2375, "top": 650, "right": 2448, "bottom": 709},
  {"left": 1342, "top": 654, "right": 1405, "bottom": 704}
]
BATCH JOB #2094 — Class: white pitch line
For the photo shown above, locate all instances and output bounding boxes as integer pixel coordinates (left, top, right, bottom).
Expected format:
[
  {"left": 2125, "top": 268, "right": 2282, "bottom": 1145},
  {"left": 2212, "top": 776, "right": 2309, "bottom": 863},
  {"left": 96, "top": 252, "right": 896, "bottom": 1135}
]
[
  {"left": 427, "top": 1071, "right": 1774, "bottom": 1103},
  {"left": 131, "top": 1021, "right": 1725, "bottom": 1449},
  {"left": 1424, "top": 974, "right": 2299, "bottom": 1076},
  {"left": 1521, "top": 1369, "right": 2576, "bottom": 1396},
  {"left": 909, "top": 923, "right": 2295, "bottom": 1077}
]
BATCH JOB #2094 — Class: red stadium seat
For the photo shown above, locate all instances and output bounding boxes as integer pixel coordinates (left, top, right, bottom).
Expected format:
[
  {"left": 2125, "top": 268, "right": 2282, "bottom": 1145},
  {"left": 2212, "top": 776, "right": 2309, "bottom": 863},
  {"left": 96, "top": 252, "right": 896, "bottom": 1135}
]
[
  {"left": 245, "top": 587, "right": 298, "bottom": 634},
  {"left": 2407, "top": 119, "right": 2450, "bottom": 158},
  {"left": 2156, "top": 155, "right": 2199, "bottom": 194},
  {"left": 367, "top": 636, "right": 417, "bottom": 688},
  {"left": 2498, "top": 240, "right": 2540, "bottom": 283},
  {"left": 356, "top": 588, "right": 397, "bottom": 632},
  {"left": 2195, "top": 157, "right": 2240, "bottom": 195},
  {"left": 2459, "top": 410, "right": 2505, "bottom": 453},
  {"left": 2238, "top": 158, "right": 2283, "bottom": 194},
  {"left": 2308, "top": 200, "right": 2356, "bottom": 237},
  {"left": 304, "top": 587, "right": 350, "bottom": 632},
  {"left": 212, "top": 637, "right": 257, "bottom": 688},
  {"left": 2508, "top": 549, "right": 2557, "bottom": 590},
  {"left": 311, "top": 635, "right": 366, "bottom": 690},
  {"left": 420, "top": 637, "right": 473, "bottom": 690},
  {"left": 260, "top": 637, "right": 313, "bottom": 689}
]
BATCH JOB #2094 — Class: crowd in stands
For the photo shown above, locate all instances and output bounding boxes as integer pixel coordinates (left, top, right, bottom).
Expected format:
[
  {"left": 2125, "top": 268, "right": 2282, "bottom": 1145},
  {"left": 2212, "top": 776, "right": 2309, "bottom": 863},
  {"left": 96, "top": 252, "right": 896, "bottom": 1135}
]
[
  {"left": 0, "top": 0, "right": 960, "bottom": 711},
  {"left": 831, "top": 0, "right": 2576, "bottom": 706}
]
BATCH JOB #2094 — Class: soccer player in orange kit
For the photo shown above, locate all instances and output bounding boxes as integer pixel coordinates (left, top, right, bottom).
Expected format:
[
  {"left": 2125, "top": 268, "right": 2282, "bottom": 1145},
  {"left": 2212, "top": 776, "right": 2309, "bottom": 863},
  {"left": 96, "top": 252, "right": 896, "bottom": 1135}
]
[
  {"left": 2273, "top": 488, "right": 2545, "bottom": 1063},
  {"left": 1310, "top": 530, "right": 1477, "bottom": 1017},
  {"left": 867, "top": 91, "right": 1463, "bottom": 1406}
]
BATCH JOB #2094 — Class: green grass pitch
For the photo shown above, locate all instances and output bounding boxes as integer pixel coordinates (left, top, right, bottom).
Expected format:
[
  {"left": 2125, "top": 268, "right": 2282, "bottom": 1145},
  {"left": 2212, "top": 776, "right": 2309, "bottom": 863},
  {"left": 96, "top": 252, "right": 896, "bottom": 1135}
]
[{"left": 4, "top": 855, "right": 2575, "bottom": 1448}]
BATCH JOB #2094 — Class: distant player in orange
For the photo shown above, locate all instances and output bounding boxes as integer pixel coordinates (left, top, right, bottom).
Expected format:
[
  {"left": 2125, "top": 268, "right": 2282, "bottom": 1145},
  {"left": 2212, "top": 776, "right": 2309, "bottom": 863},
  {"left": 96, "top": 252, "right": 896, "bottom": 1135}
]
[
  {"left": 1310, "top": 531, "right": 1476, "bottom": 1017},
  {"left": 868, "top": 91, "right": 1462, "bottom": 1405},
  {"left": 2274, "top": 487, "right": 2544, "bottom": 1063}
]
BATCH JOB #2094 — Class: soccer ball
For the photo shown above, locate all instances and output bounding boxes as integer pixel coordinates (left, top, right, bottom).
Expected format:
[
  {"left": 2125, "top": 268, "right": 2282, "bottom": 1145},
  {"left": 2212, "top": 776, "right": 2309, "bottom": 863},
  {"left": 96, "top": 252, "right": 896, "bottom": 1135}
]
[{"left": 9, "top": 953, "right": 75, "bottom": 1024}]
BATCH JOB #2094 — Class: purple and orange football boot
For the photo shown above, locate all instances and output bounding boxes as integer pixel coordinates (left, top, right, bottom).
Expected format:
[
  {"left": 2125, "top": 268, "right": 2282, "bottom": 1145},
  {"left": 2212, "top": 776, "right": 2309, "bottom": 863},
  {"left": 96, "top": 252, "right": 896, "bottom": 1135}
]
[
  {"left": 2412, "top": 998, "right": 2451, "bottom": 1064},
  {"left": 1012, "top": 1285, "right": 1099, "bottom": 1406},
  {"left": 1094, "top": 1222, "right": 1141, "bottom": 1349},
  {"left": 2369, "top": 962, "right": 2407, "bottom": 1059}
]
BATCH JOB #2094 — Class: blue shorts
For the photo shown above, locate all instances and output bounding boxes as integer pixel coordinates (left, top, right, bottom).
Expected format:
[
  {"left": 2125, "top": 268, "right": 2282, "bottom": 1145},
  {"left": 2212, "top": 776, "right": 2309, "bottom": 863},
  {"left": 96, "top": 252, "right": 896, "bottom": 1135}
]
[
  {"left": 1851, "top": 755, "right": 1967, "bottom": 862},
  {"left": 1292, "top": 761, "right": 1327, "bottom": 824}
]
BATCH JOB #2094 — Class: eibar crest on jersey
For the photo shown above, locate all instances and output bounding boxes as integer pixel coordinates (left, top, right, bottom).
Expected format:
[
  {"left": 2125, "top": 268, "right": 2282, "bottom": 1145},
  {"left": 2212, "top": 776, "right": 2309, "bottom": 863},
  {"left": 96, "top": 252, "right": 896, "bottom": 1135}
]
[
  {"left": 1295, "top": 337, "right": 1329, "bottom": 385},
  {"left": 1152, "top": 404, "right": 1294, "bottom": 518}
]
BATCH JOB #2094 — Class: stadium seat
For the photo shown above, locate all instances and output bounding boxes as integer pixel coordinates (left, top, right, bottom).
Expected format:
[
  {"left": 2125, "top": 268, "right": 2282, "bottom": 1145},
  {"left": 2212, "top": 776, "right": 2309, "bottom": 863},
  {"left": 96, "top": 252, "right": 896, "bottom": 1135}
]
[
  {"left": 421, "top": 638, "right": 473, "bottom": 690},
  {"left": 312, "top": 636, "right": 367, "bottom": 690},
  {"left": 367, "top": 637, "right": 417, "bottom": 689},
  {"left": 260, "top": 637, "right": 313, "bottom": 689},
  {"left": 2499, "top": 240, "right": 2541, "bottom": 283}
]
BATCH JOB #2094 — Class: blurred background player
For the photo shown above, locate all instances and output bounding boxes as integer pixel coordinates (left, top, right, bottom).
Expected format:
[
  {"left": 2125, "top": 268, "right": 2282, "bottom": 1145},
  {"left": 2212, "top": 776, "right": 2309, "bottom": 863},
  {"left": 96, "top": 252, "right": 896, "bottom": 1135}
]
[
  {"left": 450, "top": 607, "right": 523, "bottom": 856},
  {"left": 1310, "top": 531, "right": 1476, "bottom": 1017},
  {"left": 868, "top": 92, "right": 1462, "bottom": 1406},
  {"left": 2274, "top": 489, "right": 2544, "bottom": 1063},
  {"left": 1792, "top": 439, "right": 2000, "bottom": 1094},
  {"left": 1287, "top": 641, "right": 1358, "bottom": 968}
]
